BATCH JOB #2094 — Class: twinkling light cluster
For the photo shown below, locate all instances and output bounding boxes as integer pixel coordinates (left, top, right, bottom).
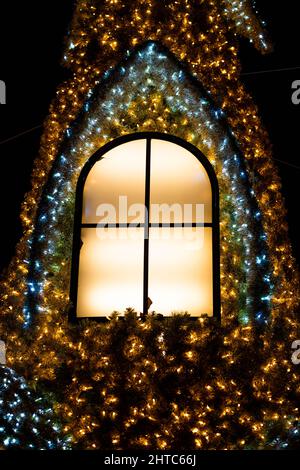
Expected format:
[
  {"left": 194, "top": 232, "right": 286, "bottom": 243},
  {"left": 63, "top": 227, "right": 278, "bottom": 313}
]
[
  {"left": 222, "top": 0, "right": 271, "bottom": 52},
  {"left": 25, "top": 41, "right": 271, "bottom": 328},
  {"left": 0, "top": 366, "right": 70, "bottom": 449},
  {"left": 0, "top": 0, "right": 299, "bottom": 450}
]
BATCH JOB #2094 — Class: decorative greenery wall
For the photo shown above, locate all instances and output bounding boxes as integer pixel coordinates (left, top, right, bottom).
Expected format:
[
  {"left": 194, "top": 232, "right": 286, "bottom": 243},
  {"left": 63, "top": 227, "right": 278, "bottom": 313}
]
[{"left": 0, "top": 0, "right": 299, "bottom": 450}]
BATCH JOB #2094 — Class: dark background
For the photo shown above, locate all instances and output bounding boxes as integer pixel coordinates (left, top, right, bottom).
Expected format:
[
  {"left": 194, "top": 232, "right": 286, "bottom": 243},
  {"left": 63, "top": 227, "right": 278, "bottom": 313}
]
[{"left": 0, "top": 1, "right": 299, "bottom": 272}]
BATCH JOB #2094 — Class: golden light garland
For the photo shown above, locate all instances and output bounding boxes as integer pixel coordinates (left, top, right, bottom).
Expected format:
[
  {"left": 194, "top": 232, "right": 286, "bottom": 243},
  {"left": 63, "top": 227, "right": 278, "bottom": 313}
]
[{"left": 0, "top": 0, "right": 299, "bottom": 450}]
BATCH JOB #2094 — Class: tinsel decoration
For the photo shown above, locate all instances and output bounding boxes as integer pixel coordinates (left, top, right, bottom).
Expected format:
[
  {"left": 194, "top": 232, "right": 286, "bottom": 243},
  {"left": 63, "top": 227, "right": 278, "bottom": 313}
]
[
  {"left": 0, "top": 0, "right": 299, "bottom": 450},
  {"left": 0, "top": 366, "right": 70, "bottom": 449}
]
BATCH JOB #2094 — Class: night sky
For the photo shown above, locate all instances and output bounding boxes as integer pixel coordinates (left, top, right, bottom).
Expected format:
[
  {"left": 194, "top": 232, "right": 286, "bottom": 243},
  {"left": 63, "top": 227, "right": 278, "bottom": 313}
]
[{"left": 0, "top": 1, "right": 299, "bottom": 273}]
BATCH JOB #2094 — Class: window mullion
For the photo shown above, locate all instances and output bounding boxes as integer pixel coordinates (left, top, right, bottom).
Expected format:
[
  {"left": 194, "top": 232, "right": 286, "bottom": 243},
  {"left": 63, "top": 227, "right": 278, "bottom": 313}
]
[{"left": 143, "top": 138, "right": 151, "bottom": 315}]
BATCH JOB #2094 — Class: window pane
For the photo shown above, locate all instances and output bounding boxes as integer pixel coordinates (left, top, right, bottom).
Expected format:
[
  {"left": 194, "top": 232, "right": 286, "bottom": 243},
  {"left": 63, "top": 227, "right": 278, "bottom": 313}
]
[
  {"left": 82, "top": 139, "right": 146, "bottom": 224},
  {"left": 150, "top": 139, "right": 212, "bottom": 223},
  {"left": 76, "top": 228, "right": 144, "bottom": 317},
  {"left": 148, "top": 227, "right": 213, "bottom": 317}
]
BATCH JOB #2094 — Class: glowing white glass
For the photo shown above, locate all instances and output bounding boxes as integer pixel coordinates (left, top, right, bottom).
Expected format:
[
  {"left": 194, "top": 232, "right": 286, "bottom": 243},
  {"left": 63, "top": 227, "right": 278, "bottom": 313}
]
[
  {"left": 77, "top": 228, "right": 144, "bottom": 317},
  {"left": 150, "top": 139, "right": 212, "bottom": 223},
  {"left": 76, "top": 137, "right": 215, "bottom": 318},
  {"left": 148, "top": 227, "right": 213, "bottom": 317},
  {"left": 82, "top": 139, "right": 146, "bottom": 224}
]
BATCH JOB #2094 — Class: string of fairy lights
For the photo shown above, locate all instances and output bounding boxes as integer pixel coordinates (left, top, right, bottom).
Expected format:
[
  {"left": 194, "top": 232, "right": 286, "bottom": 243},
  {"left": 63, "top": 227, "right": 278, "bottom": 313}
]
[
  {"left": 0, "top": 0, "right": 299, "bottom": 450},
  {"left": 26, "top": 40, "right": 271, "bottom": 329},
  {"left": 0, "top": 366, "right": 71, "bottom": 449},
  {"left": 222, "top": 0, "right": 270, "bottom": 52}
]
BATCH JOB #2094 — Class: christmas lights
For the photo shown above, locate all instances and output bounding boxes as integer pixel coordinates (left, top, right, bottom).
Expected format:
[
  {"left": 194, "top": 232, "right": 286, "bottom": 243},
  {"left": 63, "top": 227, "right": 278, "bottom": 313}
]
[
  {"left": 26, "top": 41, "right": 272, "bottom": 327},
  {"left": 0, "top": 0, "right": 299, "bottom": 450},
  {"left": 0, "top": 366, "right": 70, "bottom": 449}
]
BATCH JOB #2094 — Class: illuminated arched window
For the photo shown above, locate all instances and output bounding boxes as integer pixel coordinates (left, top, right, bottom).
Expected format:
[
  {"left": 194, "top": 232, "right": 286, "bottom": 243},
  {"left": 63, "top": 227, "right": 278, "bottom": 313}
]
[{"left": 70, "top": 133, "right": 220, "bottom": 320}]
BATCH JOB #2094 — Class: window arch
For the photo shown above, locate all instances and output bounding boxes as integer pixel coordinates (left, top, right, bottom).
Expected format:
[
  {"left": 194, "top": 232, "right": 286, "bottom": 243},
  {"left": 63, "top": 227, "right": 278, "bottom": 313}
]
[{"left": 70, "top": 133, "right": 220, "bottom": 321}]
